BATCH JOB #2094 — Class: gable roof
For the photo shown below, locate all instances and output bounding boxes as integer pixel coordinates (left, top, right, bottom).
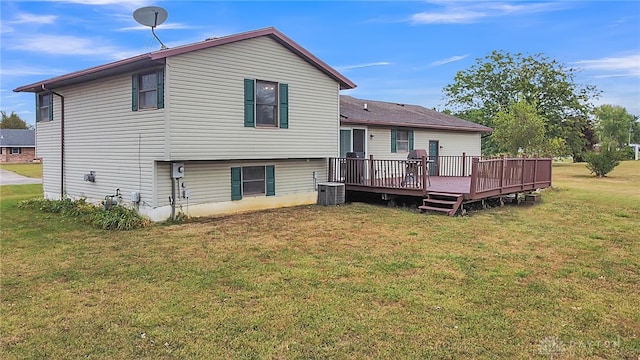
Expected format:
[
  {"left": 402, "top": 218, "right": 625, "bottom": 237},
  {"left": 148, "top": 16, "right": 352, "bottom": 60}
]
[
  {"left": 340, "top": 95, "right": 492, "bottom": 133},
  {"left": 0, "top": 129, "right": 36, "bottom": 147},
  {"left": 14, "top": 27, "right": 356, "bottom": 93}
]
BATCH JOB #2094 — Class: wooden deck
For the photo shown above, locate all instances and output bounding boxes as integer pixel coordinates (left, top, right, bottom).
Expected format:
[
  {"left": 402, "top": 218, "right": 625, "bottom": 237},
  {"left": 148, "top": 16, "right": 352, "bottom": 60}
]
[{"left": 328, "top": 155, "right": 552, "bottom": 215}]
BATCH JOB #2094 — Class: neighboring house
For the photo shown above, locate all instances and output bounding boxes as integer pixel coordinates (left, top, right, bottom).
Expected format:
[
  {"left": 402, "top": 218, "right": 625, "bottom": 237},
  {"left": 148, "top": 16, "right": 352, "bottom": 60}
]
[
  {"left": 339, "top": 95, "right": 492, "bottom": 170},
  {"left": 0, "top": 129, "right": 37, "bottom": 163},
  {"left": 13, "top": 27, "right": 355, "bottom": 221}
]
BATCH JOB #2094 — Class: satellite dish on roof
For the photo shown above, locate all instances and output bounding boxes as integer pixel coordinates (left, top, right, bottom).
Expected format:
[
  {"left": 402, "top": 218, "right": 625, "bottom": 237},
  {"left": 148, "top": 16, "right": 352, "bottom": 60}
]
[{"left": 133, "top": 6, "right": 169, "bottom": 50}]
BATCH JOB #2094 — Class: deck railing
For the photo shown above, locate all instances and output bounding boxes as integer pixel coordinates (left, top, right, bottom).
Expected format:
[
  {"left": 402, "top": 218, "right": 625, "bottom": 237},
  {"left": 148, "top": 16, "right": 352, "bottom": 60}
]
[
  {"left": 328, "top": 156, "right": 430, "bottom": 191},
  {"left": 328, "top": 154, "right": 552, "bottom": 198},
  {"left": 469, "top": 157, "right": 552, "bottom": 197}
]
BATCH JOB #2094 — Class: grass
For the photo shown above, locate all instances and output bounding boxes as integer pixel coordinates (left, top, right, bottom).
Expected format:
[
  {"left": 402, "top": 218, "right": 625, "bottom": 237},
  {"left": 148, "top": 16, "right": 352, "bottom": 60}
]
[
  {"left": 1, "top": 161, "right": 639, "bottom": 359},
  {"left": 0, "top": 162, "right": 42, "bottom": 178}
]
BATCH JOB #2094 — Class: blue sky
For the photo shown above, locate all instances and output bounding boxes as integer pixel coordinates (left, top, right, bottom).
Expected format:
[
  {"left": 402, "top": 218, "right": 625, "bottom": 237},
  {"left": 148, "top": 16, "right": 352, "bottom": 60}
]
[{"left": 1, "top": 1, "right": 639, "bottom": 126}]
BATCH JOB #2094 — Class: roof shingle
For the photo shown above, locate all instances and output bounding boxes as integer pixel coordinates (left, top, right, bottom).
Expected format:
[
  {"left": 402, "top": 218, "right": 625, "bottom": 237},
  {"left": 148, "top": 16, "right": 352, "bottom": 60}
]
[
  {"left": 0, "top": 129, "right": 36, "bottom": 147},
  {"left": 340, "top": 95, "right": 492, "bottom": 133}
]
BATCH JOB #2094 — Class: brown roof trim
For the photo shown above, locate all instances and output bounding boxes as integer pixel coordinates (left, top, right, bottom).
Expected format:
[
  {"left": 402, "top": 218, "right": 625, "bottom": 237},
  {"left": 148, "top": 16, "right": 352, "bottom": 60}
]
[
  {"left": 14, "top": 27, "right": 355, "bottom": 93},
  {"left": 341, "top": 118, "right": 493, "bottom": 133},
  {"left": 13, "top": 54, "right": 160, "bottom": 93}
]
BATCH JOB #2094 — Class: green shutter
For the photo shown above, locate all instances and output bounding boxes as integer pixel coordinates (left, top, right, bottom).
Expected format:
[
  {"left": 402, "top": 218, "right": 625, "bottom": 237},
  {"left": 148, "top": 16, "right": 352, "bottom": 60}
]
[
  {"left": 35, "top": 94, "right": 41, "bottom": 122},
  {"left": 266, "top": 165, "right": 275, "bottom": 196},
  {"left": 231, "top": 167, "right": 242, "bottom": 200},
  {"left": 391, "top": 129, "right": 397, "bottom": 153},
  {"left": 279, "top": 83, "right": 288, "bottom": 129},
  {"left": 48, "top": 94, "right": 53, "bottom": 121},
  {"left": 409, "top": 130, "right": 414, "bottom": 151},
  {"left": 132, "top": 75, "right": 139, "bottom": 111},
  {"left": 157, "top": 70, "right": 164, "bottom": 109},
  {"left": 244, "top": 79, "right": 255, "bottom": 127}
]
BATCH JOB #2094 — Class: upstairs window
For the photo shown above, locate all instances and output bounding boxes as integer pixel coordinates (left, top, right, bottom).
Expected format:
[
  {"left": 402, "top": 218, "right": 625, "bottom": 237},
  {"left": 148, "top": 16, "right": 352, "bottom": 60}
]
[
  {"left": 132, "top": 70, "right": 164, "bottom": 111},
  {"left": 256, "top": 81, "right": 278, "bottom": 127},
  {"left": 36, "top": 93, "right": 53, "bottom": 122},
  {"left": 244, "top": 79, "right": 288, "bottom": 129}
]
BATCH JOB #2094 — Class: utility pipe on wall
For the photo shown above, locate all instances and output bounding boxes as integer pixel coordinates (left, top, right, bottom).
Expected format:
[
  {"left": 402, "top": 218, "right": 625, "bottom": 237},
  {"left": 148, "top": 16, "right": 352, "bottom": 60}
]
[{"left": 41, "top": 84, "right": 65, "bottom": 198}]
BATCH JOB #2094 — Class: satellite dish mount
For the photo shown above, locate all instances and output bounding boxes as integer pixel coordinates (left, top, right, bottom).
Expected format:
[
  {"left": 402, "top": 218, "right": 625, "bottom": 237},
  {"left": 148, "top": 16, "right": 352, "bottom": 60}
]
[{"left": 133, "top": 6, "right": 169, "bottom": 50}]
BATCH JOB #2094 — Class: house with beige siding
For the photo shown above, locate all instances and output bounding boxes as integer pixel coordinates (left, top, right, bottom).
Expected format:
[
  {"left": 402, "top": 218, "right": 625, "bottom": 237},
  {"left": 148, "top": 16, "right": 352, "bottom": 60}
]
[
  {"left": 339, "top": 95, "right": 492, "bottom": 175},
  {"left": 13, "top": 27, "right": 355, "bottom": 221}
]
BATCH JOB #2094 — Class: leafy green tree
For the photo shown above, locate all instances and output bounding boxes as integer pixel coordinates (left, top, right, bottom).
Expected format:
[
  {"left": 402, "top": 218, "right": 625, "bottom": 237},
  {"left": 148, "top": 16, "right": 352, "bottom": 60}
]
[
  {"left": 493, "top": 100, "right": 565, "bottom": 156},
  {"left": 631, "top": 117, "right": 640, "bottom": 144},
  {"left": 594, "top": 105, "right": 635, "bottom": 150},
  {"left": 443, "top": 50, "right": 599, "bottom": 158},
  {"left": 594, "top": 105, "right": 636, "bottom": 151},
  {"left": 1, "top": 111, "right": 30, "bottom": 129}
]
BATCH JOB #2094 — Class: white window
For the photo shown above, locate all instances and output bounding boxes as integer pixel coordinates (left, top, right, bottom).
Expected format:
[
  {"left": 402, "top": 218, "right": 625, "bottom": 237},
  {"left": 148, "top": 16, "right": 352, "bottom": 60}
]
[
  {"left": 242, "top": 166, "right": 266, "bottom": 195},
  {"left": 139, "top": 72, "right": 158, "bottom": 109},
  {"left": 396, "top": 130, "right": 409, "bottom": 152},
  {"left": 255, "top": 81, "right": 278, "bottom": 127}
]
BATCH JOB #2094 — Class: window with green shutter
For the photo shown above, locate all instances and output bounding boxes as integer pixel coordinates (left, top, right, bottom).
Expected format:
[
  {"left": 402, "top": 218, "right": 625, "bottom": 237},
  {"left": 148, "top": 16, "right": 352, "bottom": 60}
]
[
  {"left": 132, "top": 70, "right": 164, "bottom": 111},
  {"left": 392, "top": 129, "right": 413, "bottom": 153},
  {"left": 230, "top": 165, "right": 276, "bottom": 200},
  {"left": 244, "top": 79, "right": 288, "bottom": 128},
  {"left": 36, "top": 93, "right": 53, "bottom": 122}
]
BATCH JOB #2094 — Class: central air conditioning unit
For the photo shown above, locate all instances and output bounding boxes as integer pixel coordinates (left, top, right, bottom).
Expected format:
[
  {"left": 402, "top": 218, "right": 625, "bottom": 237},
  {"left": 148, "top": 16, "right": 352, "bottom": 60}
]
[{"left": 317, "top": 182, "right": 345, "bottom": 206}]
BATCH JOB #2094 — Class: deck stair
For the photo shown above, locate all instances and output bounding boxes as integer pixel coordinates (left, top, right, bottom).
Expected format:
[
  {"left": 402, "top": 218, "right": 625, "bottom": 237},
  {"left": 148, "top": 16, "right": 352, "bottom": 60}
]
[{"left": 419, "top": 192, "right": 463, "bottom": 216}]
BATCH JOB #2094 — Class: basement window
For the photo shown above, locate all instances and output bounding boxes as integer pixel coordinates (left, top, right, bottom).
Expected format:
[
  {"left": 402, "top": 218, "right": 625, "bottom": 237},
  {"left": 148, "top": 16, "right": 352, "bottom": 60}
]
[{"left": 230, "top": 165, "right": 275, "bottom": 200}]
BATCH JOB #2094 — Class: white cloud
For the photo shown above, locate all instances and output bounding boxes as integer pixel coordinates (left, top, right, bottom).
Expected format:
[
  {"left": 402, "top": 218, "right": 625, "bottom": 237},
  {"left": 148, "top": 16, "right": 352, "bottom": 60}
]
[
  {"left": 411, "top": 10, "right": 486, "bottom": 24},
  {"left": 7, "top": 35, "right": 138, "bottom": 60},
  {"left": 574, "top": 54, "right": 640, "bottom": 77},
  {"left": 335, "top": 62, "right": 391, "bottom": 71},
  {"left": 411, "top": 2, "right": 565, "bottom": 24},
  {"left": 9, "top": 13, "right": 58, "bottom": 25},
  {"left": 430, "top": 55, "right": 468, "bottom": 67}
]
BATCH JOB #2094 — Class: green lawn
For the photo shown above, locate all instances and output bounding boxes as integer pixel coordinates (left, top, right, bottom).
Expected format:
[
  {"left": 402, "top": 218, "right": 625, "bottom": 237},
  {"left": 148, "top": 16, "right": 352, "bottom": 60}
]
[
  {"left": 0, "top": 162, "right": 42, "bottom": 178},
  {"left": 1, "top": 162, "right": 639, "bottom": 359}
]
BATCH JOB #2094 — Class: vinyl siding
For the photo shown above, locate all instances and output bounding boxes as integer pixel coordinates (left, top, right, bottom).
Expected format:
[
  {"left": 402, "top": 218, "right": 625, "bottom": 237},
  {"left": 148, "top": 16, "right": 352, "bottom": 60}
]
[
  {"left": 166, "top": 36, "right": 339, "bottom": 160},
  {"left": 365, "top": 127, "right": 482, "bottom": 159},
  {"left": 37, "top": 74, "right": 166, "bottom": 205},
  {"left": 36, "top": 121, "right": 61, "bottom": 198},
  {"left": 156, "top": 158, "right": 327, "bottom": 208}
]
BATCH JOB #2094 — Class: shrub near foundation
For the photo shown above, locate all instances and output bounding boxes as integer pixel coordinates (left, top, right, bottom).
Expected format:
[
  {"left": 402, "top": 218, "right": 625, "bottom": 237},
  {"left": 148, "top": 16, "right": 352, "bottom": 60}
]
[{"left": 19, "top": 198, "right": 150, "bottom": 230}]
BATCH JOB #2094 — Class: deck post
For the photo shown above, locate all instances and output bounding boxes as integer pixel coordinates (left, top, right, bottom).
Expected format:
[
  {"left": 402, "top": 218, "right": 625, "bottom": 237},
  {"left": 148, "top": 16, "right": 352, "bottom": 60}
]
[
  {"left": 470, "top": 157, "right": 479, "bottom": 197},
  {"left": 499, "top": 155, "right": 505, "bottom": 194},
  {"left": 533, "top": 157, "right": 538, "bottom": 187},
  {"left": 369, "top": 154, "right": 375, "bottom": 187},
  {"left": 421, "top": 155, "right": 428, "bottom": 195},
  {"left": 328, "top": 158, "right": 334, "bottom": 182},
  {"left": 462, "top": 152, "right": 466, "bottom": 176},
  {"left": 521, "top": 158, "right": 526, "bottom": 190}
]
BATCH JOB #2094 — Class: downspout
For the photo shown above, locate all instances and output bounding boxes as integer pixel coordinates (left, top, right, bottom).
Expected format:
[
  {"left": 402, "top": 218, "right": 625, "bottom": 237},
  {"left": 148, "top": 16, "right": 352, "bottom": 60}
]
[{"left": 41, "top": 85, "right": 65, "bottom": 198}]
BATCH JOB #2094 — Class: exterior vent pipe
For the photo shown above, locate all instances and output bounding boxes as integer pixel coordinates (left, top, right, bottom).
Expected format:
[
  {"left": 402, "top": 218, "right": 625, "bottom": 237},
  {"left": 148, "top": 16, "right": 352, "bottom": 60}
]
[{"left": 41, "top": 84, "right": 65, "bottom": 198}]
